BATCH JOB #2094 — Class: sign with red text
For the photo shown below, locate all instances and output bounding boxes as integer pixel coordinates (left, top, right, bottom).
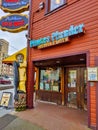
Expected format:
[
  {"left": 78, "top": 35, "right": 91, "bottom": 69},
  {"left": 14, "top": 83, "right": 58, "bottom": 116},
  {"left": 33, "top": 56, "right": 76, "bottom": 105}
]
[
  {"left": 0, "top": 14, "right": 28, "bottom": 32},
  {"left": 1, "top": 0, "right": 29, "bottom": 13}
]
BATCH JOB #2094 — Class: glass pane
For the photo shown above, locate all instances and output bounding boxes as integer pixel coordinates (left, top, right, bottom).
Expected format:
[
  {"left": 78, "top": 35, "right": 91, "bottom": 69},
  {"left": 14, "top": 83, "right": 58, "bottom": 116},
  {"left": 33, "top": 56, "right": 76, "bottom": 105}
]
[
  {"left": 50, "top": 0, "right": 64, "bottom": 11},
  {"left": 40, "top": 67, "right": 61, "bottom": 92},
  {"left": 68, "top": 70, "right": 77, "bottom": 87},
  {"left": 68, "top": 92, "right": 77, "bottom": 108}
]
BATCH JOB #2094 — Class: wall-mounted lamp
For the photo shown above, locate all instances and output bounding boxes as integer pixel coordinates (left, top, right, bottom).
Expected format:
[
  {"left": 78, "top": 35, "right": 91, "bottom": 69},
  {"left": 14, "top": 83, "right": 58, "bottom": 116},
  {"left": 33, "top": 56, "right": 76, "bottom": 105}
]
[
  {"left": 25, "top": 34, "right": 31, "bottom": 41},
  {"left": 39, "top": 2, "right": 44, "bottom": 10}
]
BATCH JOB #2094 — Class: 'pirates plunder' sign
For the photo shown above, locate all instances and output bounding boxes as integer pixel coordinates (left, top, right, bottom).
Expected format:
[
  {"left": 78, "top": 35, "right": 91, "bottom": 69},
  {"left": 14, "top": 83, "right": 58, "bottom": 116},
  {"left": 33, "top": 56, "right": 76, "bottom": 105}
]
[
  {"left": 30, "top": 24, "right": 85, "bottom": 49},
  {"left": 1, "top": 0, "right": 29, "bottom": 13},
  {"left": 0, "top": 14, "right": 28, "bottom": 32}
]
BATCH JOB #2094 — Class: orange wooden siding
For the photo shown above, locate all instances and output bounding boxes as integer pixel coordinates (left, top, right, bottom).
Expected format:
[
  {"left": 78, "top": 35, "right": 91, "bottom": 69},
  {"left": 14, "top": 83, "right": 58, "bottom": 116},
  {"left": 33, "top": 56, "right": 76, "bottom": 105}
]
[{"left": 29, "top": 0, "right": 98, "bottom": 126}]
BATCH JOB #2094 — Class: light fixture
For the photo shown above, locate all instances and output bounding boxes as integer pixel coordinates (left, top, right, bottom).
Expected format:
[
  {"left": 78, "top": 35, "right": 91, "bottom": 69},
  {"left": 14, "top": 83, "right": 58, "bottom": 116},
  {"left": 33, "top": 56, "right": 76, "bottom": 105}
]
[
  {"left": 25, "top": 34, "right": 31, "bottom": 41},
  {"left": 80, "top": 58, "right": 85, "bottom": 61},
  {"left": 56, "top": 60, "right": 60, "bottom": 63},
  {"left": 39, "top": 2, "right": 44, "bottom": 10}
]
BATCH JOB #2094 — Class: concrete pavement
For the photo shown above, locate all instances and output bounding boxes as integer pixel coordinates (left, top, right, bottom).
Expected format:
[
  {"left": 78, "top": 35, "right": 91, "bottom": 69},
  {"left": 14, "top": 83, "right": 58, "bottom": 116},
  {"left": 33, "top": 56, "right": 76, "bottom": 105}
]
[
  {"left": 0, "top": 114, "right": 45, "bottom": 130},
  {"left": 0, "top": 100, "right": 92, "bottom": 130},
  {"left": 8, "top": 101, "right": 91, "bottom": 130}
]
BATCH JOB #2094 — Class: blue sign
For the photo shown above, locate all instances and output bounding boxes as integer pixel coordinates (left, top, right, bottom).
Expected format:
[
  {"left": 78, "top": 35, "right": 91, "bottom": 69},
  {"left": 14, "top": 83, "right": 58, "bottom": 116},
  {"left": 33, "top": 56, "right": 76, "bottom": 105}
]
[
  {"left": 1, "top": 0, "right": 29, "bottom": 13},
  {"left": 0, "top": 14, "right": 28, "bottom": 32},
  {"left": 30, "top": 24, "right": 85, "bottom": 48}
]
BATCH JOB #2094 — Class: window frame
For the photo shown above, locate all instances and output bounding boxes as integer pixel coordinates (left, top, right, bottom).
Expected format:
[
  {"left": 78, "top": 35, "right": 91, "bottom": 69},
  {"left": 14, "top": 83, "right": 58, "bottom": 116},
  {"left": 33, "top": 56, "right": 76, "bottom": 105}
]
[{"left": 45, "top": 0, "right": 66, "bottom": 14}]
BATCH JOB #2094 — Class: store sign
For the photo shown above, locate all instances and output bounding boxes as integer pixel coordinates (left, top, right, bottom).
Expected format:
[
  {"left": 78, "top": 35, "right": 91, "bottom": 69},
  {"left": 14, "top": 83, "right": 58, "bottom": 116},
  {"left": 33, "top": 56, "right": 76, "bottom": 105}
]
[
  {"left": 30, "top": 23, "right": 85, "bottom": 49},
  {"left": 87, "top": 67, "right": 98, "bottom": 81},
  {"left": 0, "top": 14, "right": 28, "bottom": 32},
  {"left": 1, "top": 0, "right": 29, "bottom": 13},
  {"left": 38, "top": 37, "right": 69, "bottom": 49}
]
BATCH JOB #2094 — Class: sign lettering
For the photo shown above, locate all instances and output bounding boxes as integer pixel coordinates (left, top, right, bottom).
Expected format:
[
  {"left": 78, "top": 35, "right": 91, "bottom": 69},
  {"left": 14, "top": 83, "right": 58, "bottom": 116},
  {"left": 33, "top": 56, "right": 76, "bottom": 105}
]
[
  {"left": 30, "top": 24, "right": 85, "bottom": 49},
  {"left": 1, "top": 0, "right": 29, "bottom": 13},
  {"left": 0, "top": 14, "right": 28, "bottom": 32}
]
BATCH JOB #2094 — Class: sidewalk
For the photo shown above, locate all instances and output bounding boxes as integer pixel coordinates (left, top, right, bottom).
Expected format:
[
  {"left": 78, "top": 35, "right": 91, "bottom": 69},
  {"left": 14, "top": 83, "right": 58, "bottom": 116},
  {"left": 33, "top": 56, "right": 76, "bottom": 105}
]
[
  {"left": 5, "top": 101, "right": 91, "bottom": 130},
  {"left": 0, "top": 101, "right": 92, "bottom": 130},
  {"left": 0, "top": 114, "right": 44, "bottom": 130}
]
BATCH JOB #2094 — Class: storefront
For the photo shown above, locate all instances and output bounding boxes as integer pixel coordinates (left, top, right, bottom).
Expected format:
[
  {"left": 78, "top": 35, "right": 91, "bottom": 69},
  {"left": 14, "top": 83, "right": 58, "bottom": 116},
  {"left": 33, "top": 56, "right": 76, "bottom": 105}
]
[{"left": 26, "top": 0, "right": 98, "bottom": 129}]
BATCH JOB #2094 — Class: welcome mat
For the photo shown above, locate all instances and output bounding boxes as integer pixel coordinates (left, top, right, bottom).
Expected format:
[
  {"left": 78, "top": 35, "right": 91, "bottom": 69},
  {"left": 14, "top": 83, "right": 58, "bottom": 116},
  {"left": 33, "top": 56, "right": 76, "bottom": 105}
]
[{"left": 0, "top": 114, "right": 17, "bottom": 130}]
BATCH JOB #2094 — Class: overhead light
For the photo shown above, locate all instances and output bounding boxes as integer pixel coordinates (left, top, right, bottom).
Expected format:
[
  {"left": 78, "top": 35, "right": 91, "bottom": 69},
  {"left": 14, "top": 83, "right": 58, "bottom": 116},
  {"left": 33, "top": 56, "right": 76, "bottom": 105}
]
[
  {"left": 80, "top": 58, "right": 85, "bottom": 61},
  {"left": 56, "top": 60, "right": 60, "bottom": 63}
]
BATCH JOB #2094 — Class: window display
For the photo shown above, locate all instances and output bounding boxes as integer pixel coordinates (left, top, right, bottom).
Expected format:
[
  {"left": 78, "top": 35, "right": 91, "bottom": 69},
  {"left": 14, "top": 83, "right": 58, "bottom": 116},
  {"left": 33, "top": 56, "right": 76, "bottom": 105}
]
[{"left": 39, "top": 67, "right": 61, "bottom": 92}]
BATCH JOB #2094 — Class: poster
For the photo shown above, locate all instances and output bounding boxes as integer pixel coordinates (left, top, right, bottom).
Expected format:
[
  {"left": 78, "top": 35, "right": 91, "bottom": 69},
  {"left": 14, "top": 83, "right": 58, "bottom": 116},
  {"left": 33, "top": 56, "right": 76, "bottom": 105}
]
[
  {"left": 0, "top": 92, "right": 11, "bottom": 107},
  {"left": 87, "top": 67, "right": 98, "bottom": 81}
]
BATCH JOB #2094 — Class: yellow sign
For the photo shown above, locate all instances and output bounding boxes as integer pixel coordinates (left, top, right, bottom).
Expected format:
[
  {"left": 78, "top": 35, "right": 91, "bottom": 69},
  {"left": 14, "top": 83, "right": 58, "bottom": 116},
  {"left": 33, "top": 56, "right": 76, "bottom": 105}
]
[
  {"left": 38, "top": 37, "right": 70, "bottom": 49},
  {"left": 0, "top": 92, "right": 11, "bottom": 107}
]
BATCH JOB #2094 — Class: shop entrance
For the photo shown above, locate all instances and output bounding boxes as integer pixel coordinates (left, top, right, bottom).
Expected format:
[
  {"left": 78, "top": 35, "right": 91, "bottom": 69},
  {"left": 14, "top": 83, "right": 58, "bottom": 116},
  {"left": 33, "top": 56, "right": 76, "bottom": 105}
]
[{"left": 65, "top": 67, "right": 87, "bottom": 110}]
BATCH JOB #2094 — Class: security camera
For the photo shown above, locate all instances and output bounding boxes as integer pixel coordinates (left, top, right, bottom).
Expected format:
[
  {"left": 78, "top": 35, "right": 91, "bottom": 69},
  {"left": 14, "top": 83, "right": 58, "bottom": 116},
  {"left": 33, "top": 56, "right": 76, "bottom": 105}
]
[{"left": 25, "top": 34, "right": 31, "bottom": 41}]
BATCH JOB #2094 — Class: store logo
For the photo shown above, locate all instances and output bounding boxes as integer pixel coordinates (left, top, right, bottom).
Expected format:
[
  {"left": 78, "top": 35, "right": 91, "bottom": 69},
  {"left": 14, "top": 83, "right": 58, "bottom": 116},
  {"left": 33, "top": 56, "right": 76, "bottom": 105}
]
[
  {"left": 0, "top": 14, "right": 28, "bottom": 32},
  {"left": 1, "top": 0, "right": 29, "bottom": 13},
  {"left": 30, "top": 24, "right": 85, "bottom": 49}
]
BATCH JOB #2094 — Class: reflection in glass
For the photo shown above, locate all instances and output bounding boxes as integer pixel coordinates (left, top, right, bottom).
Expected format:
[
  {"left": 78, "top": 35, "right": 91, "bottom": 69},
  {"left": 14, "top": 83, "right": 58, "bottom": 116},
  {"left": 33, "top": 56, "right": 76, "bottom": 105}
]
[
  {"left": 68, "top": 92, "right": 77, "bottom": 108},
  {"left": 68, "top": 70, "right": 77, "bottom": 88},
  {"left": 40, "top": 67, "right": 61, "bottom": 92},
  {"left": 50, "top": 0, "right": 64, "bottom": 11}
]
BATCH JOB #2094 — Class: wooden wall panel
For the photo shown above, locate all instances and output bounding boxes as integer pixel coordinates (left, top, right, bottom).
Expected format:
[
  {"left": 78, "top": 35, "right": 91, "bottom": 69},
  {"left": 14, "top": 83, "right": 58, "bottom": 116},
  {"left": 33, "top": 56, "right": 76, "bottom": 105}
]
[{"left": 29, "top": 0, "right": 98, "bottom": 127}]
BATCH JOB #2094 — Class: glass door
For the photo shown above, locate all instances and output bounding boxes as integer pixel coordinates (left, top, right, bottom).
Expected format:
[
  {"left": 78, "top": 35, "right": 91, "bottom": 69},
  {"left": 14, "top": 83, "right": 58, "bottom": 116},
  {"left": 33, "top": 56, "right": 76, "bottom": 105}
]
[{"left": 65, "top": 67, "right": 87, "bottom": 110}]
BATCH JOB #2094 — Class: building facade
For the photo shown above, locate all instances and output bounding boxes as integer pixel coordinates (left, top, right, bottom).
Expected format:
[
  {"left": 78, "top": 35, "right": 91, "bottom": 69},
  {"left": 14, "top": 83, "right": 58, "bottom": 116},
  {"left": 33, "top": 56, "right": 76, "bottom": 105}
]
[
  {"left": 27, "top": 0, "right": 98, "bottom": 129},
  {"left": 0, "top": 39, "right": 10, "bottom": 76}
]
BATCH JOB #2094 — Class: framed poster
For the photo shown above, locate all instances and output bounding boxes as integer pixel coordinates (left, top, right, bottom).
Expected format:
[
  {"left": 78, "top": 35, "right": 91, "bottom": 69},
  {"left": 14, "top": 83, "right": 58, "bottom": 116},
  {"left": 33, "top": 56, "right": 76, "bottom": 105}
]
[
  {"left": 87, "top": 67, "right": 98, "bottom": 81},
  {"left": 52, "top": 86, "right": 59, "bottom": 92},
  {"left": 0, "top": 92, "right": 12, "bottom": 107}
]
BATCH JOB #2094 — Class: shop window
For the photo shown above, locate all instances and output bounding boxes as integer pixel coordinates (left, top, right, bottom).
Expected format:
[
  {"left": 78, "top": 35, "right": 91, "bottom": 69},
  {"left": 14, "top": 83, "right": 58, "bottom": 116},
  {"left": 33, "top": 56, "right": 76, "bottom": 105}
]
[
  {"left": 46, "top": 0, "right": 66, "bottom": 13},
  {"left": 39, "top": 67, "right": 61, "bottom": 92}
]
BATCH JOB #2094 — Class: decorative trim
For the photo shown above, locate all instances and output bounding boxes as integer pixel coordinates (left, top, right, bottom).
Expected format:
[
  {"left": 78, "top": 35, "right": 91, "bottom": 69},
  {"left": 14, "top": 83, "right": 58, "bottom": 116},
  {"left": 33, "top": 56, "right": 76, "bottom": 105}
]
[
  {"left": 33, "top": 50, "right": 89, "bottom": 62},
  {"left": 86, "top": 51, "right": 91, "bottom": 128},
  {"left": 95, "top": 56, "right": 98, "bottom": 130}
]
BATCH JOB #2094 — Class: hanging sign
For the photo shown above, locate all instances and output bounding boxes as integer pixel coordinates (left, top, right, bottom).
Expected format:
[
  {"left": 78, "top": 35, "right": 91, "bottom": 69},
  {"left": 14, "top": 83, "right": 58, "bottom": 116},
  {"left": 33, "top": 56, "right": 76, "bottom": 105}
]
[
  {"left": 0, "top": 14, "right": 28, "bottom": 33},
  {"left": 87, "top": 67, "right": 98, "bottom": 81},
  {"left": 1, "top": 0, "right": 29, "bottom": 13}
]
